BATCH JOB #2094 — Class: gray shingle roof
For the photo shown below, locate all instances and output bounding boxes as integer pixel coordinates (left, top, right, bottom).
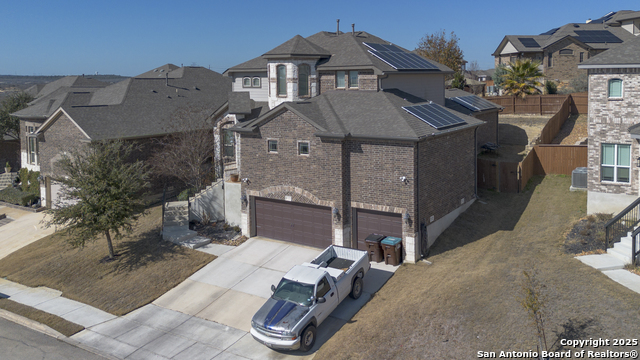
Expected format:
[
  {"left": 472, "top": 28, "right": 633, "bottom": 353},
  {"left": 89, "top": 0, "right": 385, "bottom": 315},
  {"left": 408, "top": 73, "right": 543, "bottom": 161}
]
[
  {"left": 444, "top": 89, "right": 502, "bottom": 115},
  {"left": 228, "top": 92, "right": 253, "bottom": 114},
  {"left": 227, "top": 31, "right": 451, "bottom": 75},
  {"left": 263, "top": 35, "right": 330, "bottom": 58},
  {"left": 493, "top": 22, "right": 637, "bottom": 56},
  {"left": 629, "top": 123, "right": 640, "bottom": 138},
  {"left": 234, "top": 89, "right": 482, "bottom": 140},
  {"left": 12, "top": 85, "right": 108, "bottom": 119},
  {"left": 37, "top": 65, "right": 231, "bottom": 141},
  {"left": 579, "top": 35, "right": 640, "bottom": 67}
]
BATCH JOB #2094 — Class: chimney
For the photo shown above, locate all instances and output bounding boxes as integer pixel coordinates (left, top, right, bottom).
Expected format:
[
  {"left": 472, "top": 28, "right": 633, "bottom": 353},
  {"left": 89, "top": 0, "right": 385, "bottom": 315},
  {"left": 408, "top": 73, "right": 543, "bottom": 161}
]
[
  {"left": 352, "top": 23, "right": 355, "bottom": 35},
  {"left": 336, "top": 19, "right": 340, "bottom": 34}
]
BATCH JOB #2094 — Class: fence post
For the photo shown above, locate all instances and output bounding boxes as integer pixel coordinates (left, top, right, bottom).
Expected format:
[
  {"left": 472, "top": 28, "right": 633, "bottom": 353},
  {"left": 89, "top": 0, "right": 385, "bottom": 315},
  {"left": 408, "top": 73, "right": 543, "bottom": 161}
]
[
  {"left": 539, "top": 96, "right": 542, "bottom": 115},
  {"left": 512, "top": 96, "right": 516, "bottom": 114}
]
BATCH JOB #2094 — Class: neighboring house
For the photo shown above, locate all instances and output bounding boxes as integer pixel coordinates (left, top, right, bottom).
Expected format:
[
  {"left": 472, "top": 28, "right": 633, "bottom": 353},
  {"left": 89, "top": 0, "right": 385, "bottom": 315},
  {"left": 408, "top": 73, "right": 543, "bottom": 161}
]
[
  {"left": 225, "top": 29, "right": 485, "bottom": 262},
  {"left": 493, "top": 10, "right": 640, "bottom": 83},
  {"left": 578, "top": 35, "right": 640, "bottom": 214},
  {"left": 444, "top": 88, "right": 502, "bottom": 149},
  {"left": 0, "top": 135, "right": 19, "bottom": 171},
  {"left": 12, "top": 64, "right": 231, "bottom": 207}
]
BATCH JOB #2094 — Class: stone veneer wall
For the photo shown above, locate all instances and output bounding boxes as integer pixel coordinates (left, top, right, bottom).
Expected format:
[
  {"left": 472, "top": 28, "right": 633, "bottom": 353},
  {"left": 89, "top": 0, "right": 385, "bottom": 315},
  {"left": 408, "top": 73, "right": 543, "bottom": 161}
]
[
  {"left": 318, "top": 70, "right": 377, "bottom": 94},
  {"left": 267, "top": 59, "right": 319, "bottom": 109},
  {"left": 587, "top": 68, "right": 640, "bottom": 197},
  {"left": 544, "top": 39, "right": 592, "bottom": 82}
]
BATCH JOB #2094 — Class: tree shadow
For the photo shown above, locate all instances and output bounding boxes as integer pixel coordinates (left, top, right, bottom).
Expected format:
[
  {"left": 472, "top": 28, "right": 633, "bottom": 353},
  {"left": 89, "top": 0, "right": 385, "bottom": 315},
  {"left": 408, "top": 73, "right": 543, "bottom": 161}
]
[
  {"left": 428, "top": 176, "right": 543, "bottom": 256},
  {"left": 111, "top": 228, "right": 188, "bottom": 272},
  {"left": 499, "top": 123, "right": 530, "bottom": 146},
  {"left": 549, "top": 317, "right": 600, "bottom": 351}
]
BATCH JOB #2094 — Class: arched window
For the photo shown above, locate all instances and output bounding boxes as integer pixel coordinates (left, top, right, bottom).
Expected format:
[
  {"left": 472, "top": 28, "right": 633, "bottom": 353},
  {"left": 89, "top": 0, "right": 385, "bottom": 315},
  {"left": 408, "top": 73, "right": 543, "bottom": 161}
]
[
  {"left": 277, "top": 65, "right": 287, "bottom": 96},
  {"left": 298, "top": 64, "right": 310, "bottom": 97},
  {"left": 608, "top": 79, "right": 623, "bottom": 98},
  {"left": 559, "top": 49, "right": 573, "bottom": 55}
]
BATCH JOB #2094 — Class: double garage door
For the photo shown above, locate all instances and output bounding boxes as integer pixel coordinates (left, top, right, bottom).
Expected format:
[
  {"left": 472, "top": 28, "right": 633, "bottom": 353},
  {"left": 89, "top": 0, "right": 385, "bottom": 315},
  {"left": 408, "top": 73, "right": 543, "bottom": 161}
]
[{"left": 254, "top": 197, "right": 332, "bottom": 249}]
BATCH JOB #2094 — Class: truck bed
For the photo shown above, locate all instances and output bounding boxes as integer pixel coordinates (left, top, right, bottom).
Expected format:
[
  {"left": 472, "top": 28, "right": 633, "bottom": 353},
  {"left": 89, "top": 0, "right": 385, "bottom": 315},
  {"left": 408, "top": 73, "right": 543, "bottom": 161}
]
[{"left": 308, "top": 246, "right": 367, "bottom": 283}]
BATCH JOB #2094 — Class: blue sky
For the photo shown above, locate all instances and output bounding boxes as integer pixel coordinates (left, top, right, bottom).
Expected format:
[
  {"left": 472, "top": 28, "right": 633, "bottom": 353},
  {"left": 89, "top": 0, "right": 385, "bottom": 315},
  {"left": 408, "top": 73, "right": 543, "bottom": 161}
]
[{"left": 1, "top": 0, "right": 637, "bottom": 76}]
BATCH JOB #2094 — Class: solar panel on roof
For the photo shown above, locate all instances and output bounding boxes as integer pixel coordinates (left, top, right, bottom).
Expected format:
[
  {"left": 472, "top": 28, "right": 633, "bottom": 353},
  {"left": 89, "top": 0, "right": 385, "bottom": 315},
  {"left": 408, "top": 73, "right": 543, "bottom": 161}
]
[
  {"left": 518, "top": 37, "right": 540, "bottom": 48},
  {"left": 451, "top": 96, "right": 499, "bottom": 112},
  {"left": 574, "top": 30, "right": 622, "bottom": 43},
  {"left": 363, "top": 42, "right": 439, "bottom": 70},
  {"left": 402, "top": 102, "right": 467, "bottom": 130}
]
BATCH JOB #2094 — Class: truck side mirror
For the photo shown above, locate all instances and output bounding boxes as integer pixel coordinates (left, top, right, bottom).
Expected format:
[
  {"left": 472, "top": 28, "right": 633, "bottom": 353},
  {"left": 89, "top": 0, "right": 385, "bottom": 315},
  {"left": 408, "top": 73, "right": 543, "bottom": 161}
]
[
  {"left": 317, "top": 297, "right": 326, "bottom": 304},
  {"left": 271, "top": 284, "right": 276, "bottom": 293}
]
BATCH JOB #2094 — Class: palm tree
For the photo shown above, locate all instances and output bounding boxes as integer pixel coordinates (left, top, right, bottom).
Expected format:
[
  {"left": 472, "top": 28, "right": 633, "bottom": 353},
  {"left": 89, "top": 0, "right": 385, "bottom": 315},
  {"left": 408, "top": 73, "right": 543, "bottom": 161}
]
[{"left": 502, "top": 59, "right": 544, "bottom": 98}]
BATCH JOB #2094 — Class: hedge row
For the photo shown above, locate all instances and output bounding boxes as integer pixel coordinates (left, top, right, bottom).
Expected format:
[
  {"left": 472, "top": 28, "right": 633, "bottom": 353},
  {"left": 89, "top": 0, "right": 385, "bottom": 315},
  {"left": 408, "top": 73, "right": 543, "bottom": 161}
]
[{"left": 0, "top": 187, "right": 38, "bottom": 206}]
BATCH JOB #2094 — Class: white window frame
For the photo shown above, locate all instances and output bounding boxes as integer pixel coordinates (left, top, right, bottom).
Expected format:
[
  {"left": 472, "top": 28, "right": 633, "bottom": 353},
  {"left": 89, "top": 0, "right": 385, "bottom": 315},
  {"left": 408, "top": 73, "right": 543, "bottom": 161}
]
[
  {"left": 252, "top": 77, "right": 261, "bottom": 88},
  {"left": 27, "top": 136, "right": 38, "bottom": 165},
  {"left": 601, "top": 143, "right": 630, "bottom": 183},
  {"left": 242, "top": 77, "right": 252, "bottom": 88},
  {"left": 267, "top": 139, "right": 278, "bottom": 153},
  {"left": 297, "top": 141, "right": 310, "bottom": 156},
  {"left": 277, "top": 65, "right": 287, "bottom": 96},
  {"left": 608, "top": 79, "right": 623, "bottom": 99},
  {"left": 348, "top": 70, "right": 359, "bottom": 88},
  {"left": 336, "top": 71, "right": 346, "bottom": 88}
]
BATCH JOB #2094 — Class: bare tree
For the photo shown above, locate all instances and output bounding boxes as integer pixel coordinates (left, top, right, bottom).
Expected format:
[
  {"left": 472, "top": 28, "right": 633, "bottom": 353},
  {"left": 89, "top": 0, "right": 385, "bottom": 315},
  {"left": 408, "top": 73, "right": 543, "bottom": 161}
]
[
  {"left": 467, "top": 60, "right": 481, "bottom": 79},
  {"left": 149, "top": 106, "right": 216, "bottom": 193}
]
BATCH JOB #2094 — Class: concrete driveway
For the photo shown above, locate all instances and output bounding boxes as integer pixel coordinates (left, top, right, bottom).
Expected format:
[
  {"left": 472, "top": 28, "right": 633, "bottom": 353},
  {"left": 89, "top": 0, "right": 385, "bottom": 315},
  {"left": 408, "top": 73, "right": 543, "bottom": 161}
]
[
  {"left": 0, "top": 206, "right": 55, "bottom": 260},
  {"left": 58, "top": 237, "right": 397, "bottom": 359},
  {"left": 150, "top": 236, "right": 398, "bottom": 359}
]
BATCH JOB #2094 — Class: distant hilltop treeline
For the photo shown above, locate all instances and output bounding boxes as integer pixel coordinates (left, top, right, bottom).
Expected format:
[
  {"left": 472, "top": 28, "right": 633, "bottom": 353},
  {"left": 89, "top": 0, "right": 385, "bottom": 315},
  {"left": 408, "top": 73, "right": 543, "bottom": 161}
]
[{"left": 0, "top": 74, "right": 130, "bottom": 90}]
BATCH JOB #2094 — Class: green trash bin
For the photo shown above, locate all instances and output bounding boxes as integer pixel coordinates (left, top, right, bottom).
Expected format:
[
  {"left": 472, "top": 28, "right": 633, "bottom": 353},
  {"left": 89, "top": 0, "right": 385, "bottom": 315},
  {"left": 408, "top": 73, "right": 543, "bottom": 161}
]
[{"left": 380, "top": 236, "right": 402, "bottom": 265}]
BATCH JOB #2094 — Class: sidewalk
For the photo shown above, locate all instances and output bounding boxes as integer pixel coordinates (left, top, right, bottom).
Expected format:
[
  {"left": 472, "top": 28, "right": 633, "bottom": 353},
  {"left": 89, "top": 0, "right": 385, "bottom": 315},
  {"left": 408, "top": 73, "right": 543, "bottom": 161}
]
[{"left": 576, "top": 254, "right": 640, "bottom": 294}]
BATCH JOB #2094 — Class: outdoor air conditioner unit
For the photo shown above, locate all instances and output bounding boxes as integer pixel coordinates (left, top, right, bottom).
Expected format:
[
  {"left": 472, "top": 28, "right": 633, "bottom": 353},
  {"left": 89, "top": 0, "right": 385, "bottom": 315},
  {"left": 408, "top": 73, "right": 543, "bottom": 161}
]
[{"left": 571, "top": 167, "right": 588, "bottom": 190}]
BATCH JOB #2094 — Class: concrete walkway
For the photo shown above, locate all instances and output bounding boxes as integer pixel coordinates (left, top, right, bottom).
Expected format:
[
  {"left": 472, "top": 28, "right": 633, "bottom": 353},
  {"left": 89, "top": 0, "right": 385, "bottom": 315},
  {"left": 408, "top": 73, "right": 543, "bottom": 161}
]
[
  {"left": 576, "top": 254, "right": 640, "bottom": 294},
  {"left": 0, "top": 237, "right": 399, "bottom": 359},
  {"left": 0, "top": 206, "right": 55, "bottom": 260}
]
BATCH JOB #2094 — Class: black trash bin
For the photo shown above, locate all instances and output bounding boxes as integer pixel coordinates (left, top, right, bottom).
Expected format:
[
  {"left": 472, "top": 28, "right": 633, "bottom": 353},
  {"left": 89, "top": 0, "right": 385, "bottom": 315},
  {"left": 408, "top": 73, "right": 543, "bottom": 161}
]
[
  {"left": 381, "top": 236, "right": 402, "bottom": 266},
  {"left": 364, "top": 234, "right": 386, "bottom": 263}
]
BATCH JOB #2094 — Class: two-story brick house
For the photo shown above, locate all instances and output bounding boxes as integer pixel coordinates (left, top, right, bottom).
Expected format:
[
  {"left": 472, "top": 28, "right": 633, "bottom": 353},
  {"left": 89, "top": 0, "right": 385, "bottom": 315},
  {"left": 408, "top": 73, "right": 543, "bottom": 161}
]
[
  {"left": 578, "top": 35, "right": 640, "bottom": 214},
  {"left": 225, "top": 30, "right": 487, "bottom": 262},
  {"left": 493, "top": 10, "right": 639, "bottom": 83}
]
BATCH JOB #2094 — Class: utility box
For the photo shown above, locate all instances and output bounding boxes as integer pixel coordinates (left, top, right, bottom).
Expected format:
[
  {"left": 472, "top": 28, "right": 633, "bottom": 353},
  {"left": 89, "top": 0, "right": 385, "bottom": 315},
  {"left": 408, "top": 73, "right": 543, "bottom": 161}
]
[{"left": 571, "top": 167, "right": 588, "bottom": 191}]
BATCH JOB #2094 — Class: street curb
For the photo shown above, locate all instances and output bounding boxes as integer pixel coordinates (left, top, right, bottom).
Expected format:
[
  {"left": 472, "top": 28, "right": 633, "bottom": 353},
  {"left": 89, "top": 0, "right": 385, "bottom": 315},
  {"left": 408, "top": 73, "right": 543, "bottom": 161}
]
[{"left": 0, "top": 308, "right": 119, "bottom": 360}]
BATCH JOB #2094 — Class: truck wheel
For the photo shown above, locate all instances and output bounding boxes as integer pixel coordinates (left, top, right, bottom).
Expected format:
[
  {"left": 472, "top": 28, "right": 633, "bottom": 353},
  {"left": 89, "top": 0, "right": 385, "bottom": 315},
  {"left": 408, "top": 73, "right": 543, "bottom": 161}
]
[
  {"left": 350, "top": 276, "right": 363, "bottom": 299},
  {"left": 300, "top": 324, "right": 316, "bottom": 352}
]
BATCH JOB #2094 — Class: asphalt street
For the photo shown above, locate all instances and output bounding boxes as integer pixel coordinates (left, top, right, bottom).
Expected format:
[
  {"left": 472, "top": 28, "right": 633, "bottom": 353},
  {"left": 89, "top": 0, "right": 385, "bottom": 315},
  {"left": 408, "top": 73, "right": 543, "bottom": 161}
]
[{"left": 0, "top": 317, "right": 108, "bottom": 360}]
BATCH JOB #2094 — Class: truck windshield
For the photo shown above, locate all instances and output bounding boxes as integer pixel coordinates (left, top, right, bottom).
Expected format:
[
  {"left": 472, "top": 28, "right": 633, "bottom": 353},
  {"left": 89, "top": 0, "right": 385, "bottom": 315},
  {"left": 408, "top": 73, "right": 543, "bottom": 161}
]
[{"left": 272, "top": 278, "right": 314, "bottom": 307}]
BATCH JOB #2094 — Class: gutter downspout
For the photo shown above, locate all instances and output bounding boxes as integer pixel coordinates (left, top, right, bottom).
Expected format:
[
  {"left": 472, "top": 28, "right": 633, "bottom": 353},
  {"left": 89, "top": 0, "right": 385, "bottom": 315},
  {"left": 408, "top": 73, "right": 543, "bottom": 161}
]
[
  {"left": 378, "top": 73, "right": 389, "bottom": 92},
  {"left": 474, "top": 126, "right": 478, "bottom": 198}
]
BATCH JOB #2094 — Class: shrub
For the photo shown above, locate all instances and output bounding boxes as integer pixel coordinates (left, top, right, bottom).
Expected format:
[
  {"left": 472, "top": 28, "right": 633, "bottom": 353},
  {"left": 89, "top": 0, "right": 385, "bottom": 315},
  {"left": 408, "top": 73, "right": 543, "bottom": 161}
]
[
  {"left": 0, "top": 187, "right": 38, "bottom": 206},
  {"left": 545, "top": 81, "right": 557, "bottom": 94},
  {"left": 17, "top": 168, "right": 40, "bottom": 196},
  {"left": 177, "top": 188, "right": 195, "bottom": 201},
  {"left": 233, "top": 225, "right": 241, "bottom": 232}
]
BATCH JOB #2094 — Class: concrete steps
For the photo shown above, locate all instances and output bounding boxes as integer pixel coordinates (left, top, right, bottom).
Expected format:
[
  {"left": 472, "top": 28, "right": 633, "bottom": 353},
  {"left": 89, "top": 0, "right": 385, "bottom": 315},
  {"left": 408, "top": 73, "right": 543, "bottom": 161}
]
[
  {"left": 162, "top": 201, "right": 210, "bottom": 249},
  {"left": 0, "top": 172, "right": 17, "bottom": 190},
  {"left": 607, "top": 234, "right": 635, "bottom": 265}
]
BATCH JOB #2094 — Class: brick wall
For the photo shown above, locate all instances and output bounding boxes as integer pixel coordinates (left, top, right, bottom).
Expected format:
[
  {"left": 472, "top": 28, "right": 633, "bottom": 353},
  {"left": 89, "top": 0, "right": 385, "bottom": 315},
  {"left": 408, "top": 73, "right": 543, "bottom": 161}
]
[
  {"left": 587, "top": 68, "right": 640, "bottom": 196},
  {"left": 417, "top": 127, "right": 476, "bottom": 228},
  {"left": 358, "top": 70, "right": 377, "bottom": 90},
  {"left": 475, "top": 111, "right": 499, "bottom": 149},
  {"left": 0, "top": 139, "right": 19, "bottom": 170},
  {"left": 37, "top": 114, "right": 87, "bottom": 175},
  {"left": 319, "top": 71, "right": 335, "bottom": 94},
  {"left": 544, "top": 39, "right": 591, "bottom": 82},
  {"left": 318, "top": 70, "right": 377, "bottom": 94}
]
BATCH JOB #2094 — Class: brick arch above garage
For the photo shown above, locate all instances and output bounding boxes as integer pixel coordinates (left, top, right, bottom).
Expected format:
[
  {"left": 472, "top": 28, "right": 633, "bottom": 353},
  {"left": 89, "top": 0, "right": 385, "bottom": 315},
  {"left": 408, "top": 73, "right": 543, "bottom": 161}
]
[{"left": 246, "top": 185, "right": 336, "bottom": 208}]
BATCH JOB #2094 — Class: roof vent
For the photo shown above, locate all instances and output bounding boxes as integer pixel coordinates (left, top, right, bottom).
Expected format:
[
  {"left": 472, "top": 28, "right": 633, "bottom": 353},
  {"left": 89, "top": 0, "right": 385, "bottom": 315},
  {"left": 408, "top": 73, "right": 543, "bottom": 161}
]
[
  {"left": 193, "top": 86, "right": 199, "bottom": 90},
  {"left": 352, "top": 23, "right": 355, "bottom": 35},
  {"left": 573, "top": 24, "right": 580, "bottom": 27},
  {"left": 153, "top": 69, "right": 158, "bottom": 72},
  {"left": 336, "top": 19, "right": 340, "bottom": 34},
  {"left": 151, "top": 90, "right": 157, "bottom": 93}
]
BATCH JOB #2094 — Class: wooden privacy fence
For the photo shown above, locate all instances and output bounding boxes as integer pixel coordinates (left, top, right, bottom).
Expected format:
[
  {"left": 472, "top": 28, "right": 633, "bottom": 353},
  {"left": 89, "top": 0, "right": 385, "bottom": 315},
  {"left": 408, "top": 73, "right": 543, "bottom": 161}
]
[
  {"left": 490, "top": 93, "right": 587, "bottom": 115},
  {"left": 478, "top": 94, "right": 588, "bottom": 192}
]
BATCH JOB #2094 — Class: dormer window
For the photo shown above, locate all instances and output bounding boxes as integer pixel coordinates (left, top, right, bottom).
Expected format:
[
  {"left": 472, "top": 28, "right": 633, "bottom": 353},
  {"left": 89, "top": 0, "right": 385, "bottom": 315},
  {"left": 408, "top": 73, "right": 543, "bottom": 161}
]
[
  {"left": 336, "top": 71, "right": 346, "bottom": 88},
  {"left": 244, "top": 77, "right": 261, "bottom": 88},
  {"left": 243, "top": 77, "right": 251, "bottom": 87},
  {"left": 252, "top": 77, "right": 261, "bottom": 87},
  {"left": 277, "top": 65, "right": 287, "bottom": 96},
  {"left": 298, "top": 64, "right": 310, "bottom": 97}
]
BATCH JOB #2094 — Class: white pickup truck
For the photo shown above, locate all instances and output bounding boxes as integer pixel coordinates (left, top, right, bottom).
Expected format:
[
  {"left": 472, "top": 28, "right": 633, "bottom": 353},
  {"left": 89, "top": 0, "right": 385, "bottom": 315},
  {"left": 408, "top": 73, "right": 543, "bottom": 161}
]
[{"left": 250, "top": 245, "right": 370, "bottom": 352}]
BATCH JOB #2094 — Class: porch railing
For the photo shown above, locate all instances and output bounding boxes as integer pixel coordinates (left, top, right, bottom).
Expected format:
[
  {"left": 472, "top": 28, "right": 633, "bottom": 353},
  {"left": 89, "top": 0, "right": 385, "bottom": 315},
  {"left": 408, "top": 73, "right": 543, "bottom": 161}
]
[
  {"left": 631, "top": 227, "right": 640, "bottom": 266},
  {"left": 604, "top": 197, "right": 640, "bottom": 249}
]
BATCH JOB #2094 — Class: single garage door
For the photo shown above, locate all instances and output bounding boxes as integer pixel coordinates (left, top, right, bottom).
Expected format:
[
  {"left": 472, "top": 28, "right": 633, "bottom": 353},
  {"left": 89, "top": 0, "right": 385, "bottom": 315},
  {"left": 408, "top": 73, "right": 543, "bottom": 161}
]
[
  {"left": 254, "top": 197, "right": 332, "bottom": 248},
  {"left": 355, "top": 209, "right": 402, "bottom": 250}
]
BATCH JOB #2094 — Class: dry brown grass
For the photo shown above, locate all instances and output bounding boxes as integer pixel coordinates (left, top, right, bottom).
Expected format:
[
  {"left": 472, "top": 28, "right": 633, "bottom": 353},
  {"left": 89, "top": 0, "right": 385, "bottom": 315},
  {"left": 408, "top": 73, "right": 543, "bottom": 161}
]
[
  {"left": 551, "top": 114, "right": 588, "bottom": 145},
  {"left": 315, "top": 176, "right": 640, "bottom": 359},
  {"left": 0, "top": 298, "right": 84, "bottom": 337},
  {"left": 0, "top": 206, "right": 215, "bottom": 316}
]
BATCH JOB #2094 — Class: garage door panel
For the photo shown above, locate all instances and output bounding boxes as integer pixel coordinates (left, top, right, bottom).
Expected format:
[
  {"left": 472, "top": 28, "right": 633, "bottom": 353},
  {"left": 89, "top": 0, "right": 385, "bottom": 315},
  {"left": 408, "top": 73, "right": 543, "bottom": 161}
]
[
  {"left": 355, "top": 209, "right": 402, "bottom": 250},
  {"left": 255, "top": 197, "right": 331, "bottom": 248}
]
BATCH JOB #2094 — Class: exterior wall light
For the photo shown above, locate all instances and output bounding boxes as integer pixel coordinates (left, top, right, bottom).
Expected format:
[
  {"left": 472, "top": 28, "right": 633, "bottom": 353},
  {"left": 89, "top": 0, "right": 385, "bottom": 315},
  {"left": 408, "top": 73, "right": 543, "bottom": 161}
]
[{"left": 403, "top": 213, "right": 410, "bottom": 224}]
